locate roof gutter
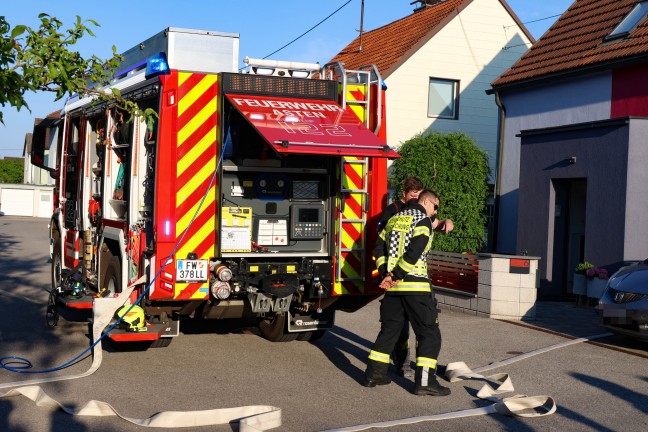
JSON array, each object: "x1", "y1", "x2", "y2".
[{"x1": 491, "y1": 89, "x2": 505, "y2": 253}]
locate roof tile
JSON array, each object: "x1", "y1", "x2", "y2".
[
  {"x1": 493, "y1": 0, "x2": 648, "y2": 87},
  {"x1": 328, "y1": 0, "x2": 471, "y2": 76}
]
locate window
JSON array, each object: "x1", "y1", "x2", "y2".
[
  {"x1": 428, "y1": 78, "x2": 459, "y2": 119},
  {"x1": 606, "y1": 1, "x2": 648, "y2": 41}
]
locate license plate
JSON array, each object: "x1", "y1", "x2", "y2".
[{"x1": 176, "y1": 259, "x2": 209, "y2": 282}]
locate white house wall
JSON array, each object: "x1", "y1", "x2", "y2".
[
  {"x1": 497, "y1": 71, "x2": 612, "y2": 254},
  {"x1": 386, "y1": 0, "x2": 531, "y2": 177}
]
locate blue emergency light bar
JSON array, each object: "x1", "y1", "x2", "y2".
[{"x1": 146, "y1": 52, "x2": 171, "y2": 79}]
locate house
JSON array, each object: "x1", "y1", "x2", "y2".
[
  {"x1": 26, "y1": 110, "x2": 63, "y2": 186},
  {"x1": 328, "y1": 0, "x2": 533, "y2": 185},
  {"x1": 489, "y1": 0, "x2": 648, "y2": 298}
]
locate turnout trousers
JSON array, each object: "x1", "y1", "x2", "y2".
[{"x1": 367, "y1": 293, "x2": 442, "y2": 386}]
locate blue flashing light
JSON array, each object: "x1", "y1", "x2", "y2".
[{"x1": 146, "y1": 52, "x2": 170, "y2": 79}]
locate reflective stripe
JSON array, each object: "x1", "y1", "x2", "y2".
[
  {"x1": 397, "y1": 259, "x2": 415, "y2": 273},
  {"x1": 412, "y1": 226, "x2": 430, "y2": 237},
  {"x1": 416, "y1": 357, "x2": 438, "y2": 369},
  {"x1": 376, "y1": 256, "x2": 386, "y2": 267},
  {"x1": 387, "y1": 281, "x2": 431, "y2": 292},
  {"x1": 388, "y1": 287, "x2": 431, "y2": 292},
  {"x1": 368, "y1": 350, "x2": 390, "y2": 364}
]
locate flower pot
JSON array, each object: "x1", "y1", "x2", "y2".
[
  {"x1": 573, "y1": 273, "x2": 587, "y2": 295},
  {"x1": 587, "y1": 277, "x2": 607, "y2": 300}
]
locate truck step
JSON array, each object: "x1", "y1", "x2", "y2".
[
  {"x1": 106, "y1": 322, "x2": 169, "y2": 342},
  {"x1": 56, "y1": 294, "x2": 94, "y2": 309}
]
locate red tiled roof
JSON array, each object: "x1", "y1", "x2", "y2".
[
  {"x1": 329, "y1": 0, "x2": 532, "y2": 78},
  {"x1": 492, "y1": 0, "x2": 648, "y2": 88}
]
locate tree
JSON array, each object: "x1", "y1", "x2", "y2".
[
  {"x1": 390, "y1": 131, "x2": 490, "y2": 253},
  {"x1": 0, "y1": 14, "x2": 152, "y2": 125},
  {"x1": 0, "y1": 158, "x2": 24, "y2": 184}
]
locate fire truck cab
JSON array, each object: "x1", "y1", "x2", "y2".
[{"x1": 31, "y1": 27, "x2": 398, "y2": 345}]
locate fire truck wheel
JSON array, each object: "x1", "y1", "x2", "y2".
[
  {"x1": 51, "y1": 236, "x2": 62, "y2": 291},
  {"x1": 259, "y1": 313, "x2": 298, "y2": 342},
  {"x1": 296, "y1": 330, "x2": 327, "y2": 342},
  {"x1": 149, "y1": 338, "x2": 172, "y2": 348},
  {"x1": 103, "y1": 255, "x2": 122, "y2": 294}
]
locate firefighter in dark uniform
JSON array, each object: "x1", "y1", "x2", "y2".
[
  {"x1": 363, "y1": 189, "x2": 453, "y2": 396},
  {"x1": 377, "y1": 176, "x2": 424, "y2": 379}
]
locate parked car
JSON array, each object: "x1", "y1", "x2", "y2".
[{"x1": 599, "y1": 259, "x2": 648, "y2": 341}]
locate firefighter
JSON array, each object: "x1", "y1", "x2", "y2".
[
  {"x1": 364, "y1": 189, "x2": 453, "y2": 396},
  {"x1": 377, "y1": 176, "x2": 424, "y2": 379}
]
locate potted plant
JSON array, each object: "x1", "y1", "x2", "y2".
[
  {"x1": 573, "y1": 262, "x2": 593, "y2": 296},
  {"x1": 586, "y1": 267, "x2": 609, "y2": 301}
]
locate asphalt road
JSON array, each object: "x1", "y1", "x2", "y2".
[{"x1": 1, "y1": 216, "x2": 647, "y2": 432}]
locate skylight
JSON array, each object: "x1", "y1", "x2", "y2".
[{"x1": 606, "y1": 1, "x2": 648, "y2": 40}]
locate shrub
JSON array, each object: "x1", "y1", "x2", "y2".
[
  {"x1": 574, "y1": 262, "x2": 594, "y2": 274},
  {"x1": 586, "y1": 267, "x2": 609, "y2": 280},
  {"x1": 0, "y1": 158, "x2": 24, "y2": 184},
  {"x1": 389, "y1": 131, "x2": 490, "y2": 253}
]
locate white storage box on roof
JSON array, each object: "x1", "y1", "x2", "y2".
[{"x1": 120, "y1": 27, "x2": 239, "y2": 74}]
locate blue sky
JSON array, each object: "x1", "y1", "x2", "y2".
[{"x1": 0, "y1": 0, "x2": 574, "y2": 159}]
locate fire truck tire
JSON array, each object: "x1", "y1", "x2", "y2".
[
  {"x1": 148, "y1": 313, "x2": 172, "y2": 348},
  {"x1": 259, "y1": 313, "x2": 298, "y2": 342},
  {"x1": 296, "y1": 330, "x2": 327, "y2": 342},
  {"x1": 51, "y1": 235, "x2": 62, "y2": 291},
  {"x1": 103, "y1": 255, "x2": 122, "y2": 294},
  {"x1": 149, "y1": 338, "x2": 172, "y2": 348}
]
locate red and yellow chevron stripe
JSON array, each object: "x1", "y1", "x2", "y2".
[
  {"x1": 173, "y1": 72, "x2": 220, "y2": 300},
  {"x1": 334, "y1": 157, "x2": 367, "y2": 295},
  {"x1": 345, "y1": 84, "x2": 367, "y2": 123}
]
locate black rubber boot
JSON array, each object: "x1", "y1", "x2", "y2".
[
  {"x1": 391, "y1": 347, "x2": 414, "y2": 378},
  {"x1": 413, "y1": 367, "x2": 450, "y2": 396},
  {"x1": 363, "y1": 360, "x2": 392, "y2": 387}
]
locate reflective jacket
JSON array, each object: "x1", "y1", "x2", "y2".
[{"x1": 373, "y1": 203, "x2": 433, "y2": 294}]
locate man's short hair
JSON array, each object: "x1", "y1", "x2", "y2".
[
  {"x1": 403, "y1": 176, "x2": 424, "y2": 193},
  {"x1": 418, "y1": 189, "x2": 439, "y2": 203}
]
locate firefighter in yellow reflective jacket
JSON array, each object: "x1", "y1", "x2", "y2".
[{"x1": 363, "y1": 189, "x2": 453, "y2": 396}]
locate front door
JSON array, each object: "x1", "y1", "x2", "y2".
[{"x1": 551, "y1": 179, "x2": 586, "y2": 298}]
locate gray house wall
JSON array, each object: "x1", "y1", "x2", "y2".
[
  {"x1": 518, "y1": 121, "x2": 627, "y2": 296},
  {"x1": 496, "y1": 72, "x2": 612, "y2": 254},
  {"x1": 516, "y1": 118, "x2": 648, "y2": 297}
]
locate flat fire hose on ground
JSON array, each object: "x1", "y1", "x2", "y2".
[
  {"x1": 1, "y1": 291, "x2": 611, "y2": 432},
  {"x1": 321, "y1": 332, "x2": 613, "y2": 432},
  {"x1": 0, "y1": 283, "x2": 282, "y2": 431}
]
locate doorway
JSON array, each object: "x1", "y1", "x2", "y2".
[{"x1": 551, "y1": 179, "x2": 586, "y2": 298}]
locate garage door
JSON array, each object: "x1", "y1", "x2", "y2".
[
  {"x1": 0, "y1": 188, "x2": 34, "y2": 216},
  {"x1": 38, "y1": 191, "x2": 52, "y2": 218}
]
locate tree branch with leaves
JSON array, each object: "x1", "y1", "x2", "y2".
[{"x1": 0, "y1": 13, "x2": 154, "y2": 125}]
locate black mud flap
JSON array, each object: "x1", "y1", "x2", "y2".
[{"x1": 287, "y1": 308, "x2": 335, "y2": 333}]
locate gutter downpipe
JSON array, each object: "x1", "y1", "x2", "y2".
[{"x1": 492, "y1": 89, "x2": 505, "y2": 254}]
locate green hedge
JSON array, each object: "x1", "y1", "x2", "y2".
[
  {"x1": 390, "y1": 131, "x2": 490, "y2": 253},
  {"x1": 0, "y1": 158, "x2": 24, "y2": 184}
]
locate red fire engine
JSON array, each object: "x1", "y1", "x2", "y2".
[{"x1": 31, "y1": 27, "x2": 398, "y2": 345}]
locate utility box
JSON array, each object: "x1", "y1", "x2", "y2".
[{"x1": 120, "y1": 27, "x2": 240, "y2": 74}]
